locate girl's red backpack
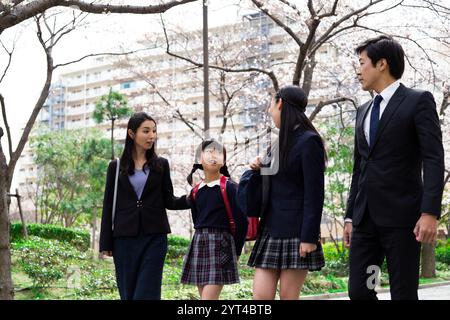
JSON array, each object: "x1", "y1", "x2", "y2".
[
  {"x1": 192, "y1": 176, "x2": 259, "y2": 241},
  {"x1": 246, "y1": 217, "x2": 259, "y2": 241}
]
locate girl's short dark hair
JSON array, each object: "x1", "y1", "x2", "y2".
[{"x1": 356, "y1": 35, "x2": 405, "y2": 79}]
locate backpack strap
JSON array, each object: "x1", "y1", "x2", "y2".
[
  {"x1": 190, "y1": 176, "x2": 236, "y2": 237},
  {"x1": 111, "y1": 157, "x2": 120, "y2": 232},
  {"x1": 192, "y1": 182, "x2": 201, "y2": 201},
  {"x1": 220, "y1": 176, "x2": 236, "y2": 237}
]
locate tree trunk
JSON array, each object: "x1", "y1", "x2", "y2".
[
  {"x1": 301, "y1": 52, "x2": 317, "y2": 98},
  {"x1": 15, "y1": 189, "x2": 28, "y2": 239},
  {"x1": 92, "y1": 208, "x2": 98, "y2": 260},
  {"x1": 0, "y1": 130, "x2": 14, "y2": 299},
  {"x1": 421, "y1": 243, "x2": 436, "y2": 278}
]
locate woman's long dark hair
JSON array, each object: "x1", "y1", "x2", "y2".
[
  {"x1": 276, "y1": 85, "x2": 327, "y2": 170},
  {"x1": 187, "y1": 139, "x2": 231, "y2": 186},
  {"x1": 120, "y1": 112, "x2": 161, "y2": 175}
]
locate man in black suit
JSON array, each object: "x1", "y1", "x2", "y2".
[{"x1": 344, "y1": 36, "x2": 444, "y2": 300}]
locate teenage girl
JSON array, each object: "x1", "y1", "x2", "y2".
[{"x1": 243, "y1": 85, "x2": 326, "y2": 300}]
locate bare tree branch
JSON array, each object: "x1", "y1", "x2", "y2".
[
  {"x1": 0, "y1": 39, "x2": 15, "y2": 83},
  {"x1": 161, "y1": 15, "x2": 280, "y2": 91},
  {"x1": 250, "y1": 0, "x2": 304, "y2": 47},
  {"x1": 0, "y1": 94, "x2": 12, "y2": 159},
  {"x1": 309, "y1": 97, "x2": 357, "y2": 122},
  {"x1": 278, "y1": 0, "x2": 302, "y2": 16},
  {"x1": 318, "y1": 0, "x2": 339, "y2": 19},
  {"x1": 53, "y1": 47, "x2": 150, "y2": 69},
  {"x1": 307, "y1": 0, "x2": 316, "y2": 16},
  {"x1": 0, "y1": 0, "x2": 199, "y2": 33},
  {"x1": 7, "y1": 14, "x2": 54, "y2": 188},
  {"x1": 173, "y1": 109, "x2": 203, "y2": 139},
  {"x1": 311, "y1": 0, "x2": 385, "y2": 55},
  {"x1": 440, "y1": 88, "x2": 449, "y2": 117},
  {"x1": 444, "y1": 169, "x2": 450, "y2": 186}
]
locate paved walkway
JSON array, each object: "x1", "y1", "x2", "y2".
[{"x1": 302, "y1": 282, "x2": 450, "y2": 300}]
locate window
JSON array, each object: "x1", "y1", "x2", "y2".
[{"x1": 120, "y1": 81, "x2": 136, "y2": 89}]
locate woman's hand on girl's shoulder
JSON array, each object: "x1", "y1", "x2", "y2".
[
  {"x1": 299, "y1": 243, "x2": 317, "y2": 257},
  {"x1": 249, "y1": 156, "x2": 262, "y2": 171}
]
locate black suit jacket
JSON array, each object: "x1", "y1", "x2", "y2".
[
  {"x1": 99, "y1": 157, "x2": 189, "y2": 252},
  {"x1": 239, "y1": 129, "x2": 325, "y2": 243},
  {"x1": 345, "y1": 84, "x2": 444, "y2": 227}
]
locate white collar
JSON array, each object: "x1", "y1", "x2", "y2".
[
  {"x1": 198, "y1": 177, "x2": 221, "y2": 190},
  {"x1": 377, "y1": 79, "x2": 401, "y2": 105}
]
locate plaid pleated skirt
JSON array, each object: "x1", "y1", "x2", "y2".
[
  {"x1": 181, "y1": 228, "x2": 240, "y2": 285},
  {"x1": 248, "y1": 228, "x2": 325, "y2": 271}
]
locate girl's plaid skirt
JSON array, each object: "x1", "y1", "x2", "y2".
[
  {"x1": 181, "y1": 228, "x2": 240, "y2": 285},
  {"x1": 247, "y1": 228, "x2": 325, "y2": 271}
]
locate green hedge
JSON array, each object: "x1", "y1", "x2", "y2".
[
  {"x1": 10, "y1": 223, "x2": 90, "y2": 251},
  {"x1": 436, "y1": 239, "x2": 450, "y2": 265},
  {"x1": 166, "y1": 235, "x2": 190, "y2": 260}
]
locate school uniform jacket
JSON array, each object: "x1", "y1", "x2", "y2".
[
  {"x1": 99, "y1": 157, "x2": 190, "y2": 252},
  {"x1": 190, "y1": 179, "x2": 248, "y2": 256},
  {"x1": 238, "y1": 129, "x2": 325, "y2": 243}
]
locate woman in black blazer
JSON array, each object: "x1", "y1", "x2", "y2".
[
  {"x1": 240, "y1": 85, "x2": 326, "y2": 300},
  {"x1": 99, "y1": 112, "x2": 189, "y2": 300}
]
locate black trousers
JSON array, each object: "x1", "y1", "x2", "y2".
[{"x1": 348, "y1": 210, "x2": 421, "y2": 300}]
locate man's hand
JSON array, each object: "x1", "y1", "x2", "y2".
[
  {"x1": 413, "y1": 213, "x2": 438, "y2": 244},
  {"x1": 299, "y1": 243, "x2": 317, "y2": 257},
  {"x1": 344, "y1": 222, "x2": 353, "y2": 248}
]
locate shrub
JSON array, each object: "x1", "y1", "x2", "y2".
[
  {"x1": 436, "y1": 239, "x2": 450, "y2": 265},
  {"x1": 74, "y1": 264, "x2": 117, "y2": 299},
  {"x1": 11, "y1": 223, "x2": 90, "y2": 251},
  {"x1": 13, "y1": 236, "x2": 89, "y2": 289},
  {"x1": 321, "y1": 242, "x2": 349, "y2": 276},
  {"x1": 166, "y1": 235, "x2": 190, "y2": 260}
]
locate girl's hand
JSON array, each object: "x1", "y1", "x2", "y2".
[
  {"x1": 101, "y1": 251, "x2": 113, "y2": 257},
  {"x1": 299, "y1": 243, "x2": 317, "y2": 258},
  {"x1": 249, "y1": 156, "x2": 262, "y2": 171}
]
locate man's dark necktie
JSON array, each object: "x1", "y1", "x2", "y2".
[{"x1": 369, "y1": 95, "x2": 383, "y2": 147}]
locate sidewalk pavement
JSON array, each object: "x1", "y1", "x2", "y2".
[{"x1": 301, "y1": 281, "x2": 450, "y2": 300}]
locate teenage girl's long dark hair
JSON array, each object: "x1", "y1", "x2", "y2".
[
  {"x1": 187, "y1": 139, "x2": 231, "y2": 186},
  {"x1": 276, "y1": 85, "x2": 327, "y2": 170},
  {"x1": 120, "y1": 112, "x2": 162, "y2": 175}
]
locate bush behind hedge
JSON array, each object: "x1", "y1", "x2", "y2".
[{"x1": 10, "y1": 223, "x2": 90, "y2": 251}]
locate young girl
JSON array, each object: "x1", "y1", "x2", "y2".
[
  {"x1": 181, "y1": 139, "x2": 248, "y2": 300},
  {"x1": 99, "y1": 112, "x2": 190, "y2": 300},
  {"x1": 240, "y1": 85, "x2": 326, "y2": 300}
]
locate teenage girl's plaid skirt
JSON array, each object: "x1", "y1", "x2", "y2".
[
  {"x1": 247, "y1": 228, "x2": 325, "y2": 271},
  {"x1": 181, "y1": 228, "x2": 240, "y2": 285}
]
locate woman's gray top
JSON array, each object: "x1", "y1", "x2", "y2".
[{"x1": 128, "y1": 165, "x2": 150, "y2": 200}]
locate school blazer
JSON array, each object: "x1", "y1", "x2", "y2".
[
  {"x1": 345, "y1": 84, "x2": 444, "y2": 227},
  {"x1": 239, "y1": 129, "x2": 325, "y2": 243},
  {"x1": 99, "y1": 157, "x2": 189, "y2": 252}
]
